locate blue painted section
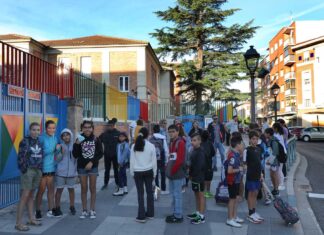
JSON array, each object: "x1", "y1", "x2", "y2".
[
  {"x1": 1, "y1": 148, "x2": 20, "y2": 181},
  {"x1": 176, "y1": 115, "x2": 205, "y2": 134},
  {"x1": 46, "y1": 94, "x2": 59, "y2": 114},
  {"x1": 128, "y1": 96, "x2": 140, "y2": 121}
]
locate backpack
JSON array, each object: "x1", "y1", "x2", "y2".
[
  {"x1": 272, "y1": 139, "x2": 287, "y2": 163},
  {"x1": 149, "y1": 136, "x2": 164, "y2": 161}
]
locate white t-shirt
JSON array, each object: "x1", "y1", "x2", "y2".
[{"x1": 226, "y1": 120, "x2": 239, "y2": 134}]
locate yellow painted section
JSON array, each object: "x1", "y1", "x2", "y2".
[
  {"x1": 227, "y1": 104, "x2": 233, "y2": 121},
  {"x1": 106, "y1": 86, "x2": 128, "y2": 121},
  {"x1": 13, "y1": 120, "x2": 24, "y2": 152}
]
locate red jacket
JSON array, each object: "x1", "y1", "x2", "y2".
[{"x1": 169, "y1": 137, "x2": 186, "y2": 176}]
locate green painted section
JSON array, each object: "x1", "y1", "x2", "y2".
[{"x1": 0, "y1": 119, "x2": 14, "y2": 175}]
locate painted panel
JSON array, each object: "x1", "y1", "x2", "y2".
[
  {"x1": 106, "y1": 86, "x2": 127, "y2": 121},
  {"x1": 127, "y1": 96, "x2": 140, "y2": 121}
]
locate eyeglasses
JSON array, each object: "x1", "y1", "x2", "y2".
[{"x1": 83, "y1": 126, "x2": 93, "y2": 129}]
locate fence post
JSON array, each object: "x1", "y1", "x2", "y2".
[
  {"x1": 23, "y1": 53, "x2": 28, "y2": 136},
  {"x1": 103, "y1": 83, "x2": 106, "y2": 121}
]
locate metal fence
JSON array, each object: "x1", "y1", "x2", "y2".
[{"x1": 286, "y1": 137, "x2": 297, "y2": 171}]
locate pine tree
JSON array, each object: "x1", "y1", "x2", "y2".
[{"x1": 151, "y1": 0, "x2": 258, "y2": 114}]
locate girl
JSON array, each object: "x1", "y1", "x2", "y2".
[
  {"x1": 54, "y1": 129, "x2": 77, "y2": 216},
  {"x1": 15, "y1": 123, "x2": 43, "y2": 231},
  {"x1": 73, "y1": 120, "x2": 103, "y2": 219},
  {"x1": 113, "y1": 132, "x2": 130, "y2": 196},
  {"x1": 188, "y1": 121, "x2": 203, "y2": 138},
  {"x1": 35, "y1": 120, "x2": 60, "y2": 220},
  {"x1": 130, "y1": 127, "x2": 157, "y2": 223}
]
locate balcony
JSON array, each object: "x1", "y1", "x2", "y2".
[
  {"x1": 284, "y1": 38, "x2": 295, "y2": 48},
  {"x1": 285, "y1": 88, "x2": 296, "y2": 96},
  {"x1": 284, "y1": 54, "x2": 295, "y2": 66},
  {"x1": 285, "y1": 106, "x2": 297, "y2": 113},
  {"x1": 284, "y1": 72, "x2": 296, "y2": 81}
]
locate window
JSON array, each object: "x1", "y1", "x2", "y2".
[
  {"x1": 270, "y1": 47, "x2": 274, "y2": 54},
  {"x1": 151, "y1": 65, "x2": 157, "y2": 89},
  {"x1": 59, "y1": 57, "x2": 70, "y2": 74},
  {"x1": 279, "y1": 39, "x2": 283, "y2": 46},
  {"x1": 305, "y1": 99, "x2": 311, "y2": 107},
  {"x1": 274, "y1": 43, "x2": 278, "y2": 50},
  {"x1": 281, "y1": 85, "x2": 285, "y2": 92},
  {"x1": 280, "y1": 70, "x2": 284, "y2": 77},
  {"x1": 279, "y1": 54, "x2": 283, "y2": 62},
  {"x1": 281, "y1": 101, "x2": 285, "y2": 108},
  {"x1": 80, "y1": 57, "x2": 92, "y2": 77},
  {"x1": 298, "y1": 56, "x2": 302, "y2": 61},
  {"x1": 119, "y1": 76, "x2": 129, "y2": 92},
  {"x1": 304, "y1": 51, "x2": 310, "y2": 62},
  {"x1": 304, "y1": 78, "x2": 311, "y2": 85},
  {"x1": 310, "y1": 52, "x2": 314, "y2": 58}
]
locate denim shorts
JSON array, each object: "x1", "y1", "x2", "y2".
[
  {"x1": 77, "y1": 167, "x2": 98, "y2": 176},
  {"x1": 56, "y1": 176, "x2": 77, "y2": 188},
  {"x1": 246, "y1": 180, "x2": 261, "y2": 191}
]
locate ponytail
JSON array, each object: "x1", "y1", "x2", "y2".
[{"x1": 134, "y1": 127, "x2": 149, "y2": 152}]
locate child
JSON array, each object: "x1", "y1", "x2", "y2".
[
  {"x1": 73, "y1": 120, "x2": 103, "y2": 219},
  {"x1": 113, "y1": 132, "x2": 130, "y2": 196},
  {"x1": 225, "y1": 135, "x2": 244, "y2": 228},
  {"x1": 187, "y1": 133, "x2": 206, "y2": 224},
  {"x1": 244, "y1": 131, "x2": 264, "y2": 224},
  {"x1": 54, "y1": 129, "x2": 77, "y2": 216},
  {"x1": 15, "y1": 123, "x2": 43, "y2": 231}
]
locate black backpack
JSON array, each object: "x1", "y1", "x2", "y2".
[
  {"x1": 272, "y1": 139, "x2": 287, "y2": 163},
  {"x1": 149, "y1": 136, "x2": 165, "y2": 161}
]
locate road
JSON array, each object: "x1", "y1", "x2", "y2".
[{"x1": 296, "y1": 140, "x2": 324, "y2": 233}]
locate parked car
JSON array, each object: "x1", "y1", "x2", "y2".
[
  {"x1": 300, "y1": 127, "x2": 324, "y2": 142},
  {"x1": 288, "y1": 126, "x2": 304, "y2": 140}
]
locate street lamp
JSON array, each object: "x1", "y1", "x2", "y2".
[
  {"x1": 271, "y1": 82, "x2": 280, "y2": 122},
  {"x1": 244, "y1": 46, "x2": 260, "y2": 123}
]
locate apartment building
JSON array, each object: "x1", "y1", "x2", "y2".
[{"x1": 259, "y1": 21, "x2": 324, "y2": 126}]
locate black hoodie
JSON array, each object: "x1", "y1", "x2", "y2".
[
  {"x1": 73, "y1": 134, "x2": 103, "y2": 169},
  {"x1": 99, "y1": 128, "x2": 120, "y2": 158},
  {"x1": 189, "y1": 146, "x2": 206, "y2": 183}
]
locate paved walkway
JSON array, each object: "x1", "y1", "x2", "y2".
[{"x1": 0, "y1": 144, "x2": 303, "y2": 235}]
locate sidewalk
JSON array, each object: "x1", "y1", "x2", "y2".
[{"x1": 0, "y1": 144, "x2": 303, "y2": 235}]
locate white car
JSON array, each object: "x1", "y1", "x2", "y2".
[{"x1": 300, "y1": 127, "x2": 324, "y2": 142}]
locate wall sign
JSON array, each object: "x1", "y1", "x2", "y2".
[{"x1": 7, "y1": 85, "x2": 41, "y2": 101}]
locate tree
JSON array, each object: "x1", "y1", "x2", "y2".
[{"x1": 151, "y1": 0, "x2": 258, "y2": 114}]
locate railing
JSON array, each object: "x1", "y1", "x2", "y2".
[
  {"x1": 286, "y1": 137, "x2": 297, "y2": 171},
  {"x1": 285, "y1": 88, "x2": 296, "y2": 96},
  {"x1": 0, "y1": 176, "x2": 20, "y2": 209},
  {"x1": 284, "y1": 54, "x2": 295, "y2": 66},
  {"x1": 284, "y1": 72, "x2": 296, "y2": 81},
  {"x1": 284, "y1": 38, "x2": 295, "y2": 48}
]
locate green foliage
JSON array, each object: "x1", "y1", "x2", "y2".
[{"x1": 151, "y1": 0, "x2": 258, "y2": 114}]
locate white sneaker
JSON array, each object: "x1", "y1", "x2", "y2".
[
  {"x1": 278, "y1": 185, "x2": 285, "y2": 191},
  {"x1": 89, "y1": 210, "x2": 96, "y2": 219},
  {"x1": 113, "y1": 188, "x2": 124, "y2": 196},
  {"x1": 255, "y1": 212, "x2": 264, "y2": 221},
  {"x1": 161, "y1": 190, "x2": 169, "y2": 195},
  {"x1": 123, "y1": 186, "x2": 128, "y2": 194},
  {"x1": 235, "y1": 217, "x2": 244, "y2": 223},
  {"x1": 79, "y1": 210, "x2": 88, "y2": 219},
  {"x1": 247, "y1": 213, "x2": 262, "y2": 224},
  {"x1": 264, "y1": 198, "x2": 272, "y2": 205},
  {"x1": 46, "y1": 210, "x2": 54, "y2": 218},
  {"x1": 226, "y1": 219, "x2": 242, "y2": 228}
]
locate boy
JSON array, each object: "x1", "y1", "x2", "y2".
[
  {"x1": 244, "y1": 131, "x2": 264, "y2": 223},
  {"x1": 54, "y1": 129, "x2": 77, "y2": 216},
  {"x1": 187, "y1": 133, "x2": 206, "y2": 224},
  {"x1": 165, "y1": 124, "x2": 186, "y2": 223},
  {"x1": 225, "y1": 135, "x2": 244, "y2": 228}
]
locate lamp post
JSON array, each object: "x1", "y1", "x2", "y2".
[
  {"x1": 244, "y1": 46, "x2": 260, "y2": 123},
  {"x1": 271, "y1": 83, "x2": 280, "y2": 122}
]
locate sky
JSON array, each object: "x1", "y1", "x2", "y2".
[{"x1": 1, "y1": 0, "x2": 324, "y2": 55}]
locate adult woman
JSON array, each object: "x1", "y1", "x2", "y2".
[
  {"x1": 188, "y1": 121, "x2": 203, "y2": 138},
  {"x1": 130, "y1": 127, "x2": 157, "y2": 223},
  {"x1": 73, "y1": 120, "x2": 103, "y2": 219},
  {"x1": 35, "y1": 120, "x2": 60, "y2": 220},
  {"x1": 15, "y1": 123, "x2": 43, "y2": 231}
]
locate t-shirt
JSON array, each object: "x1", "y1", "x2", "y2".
[
  {"x1": 245, "y1": 146, "x2": 262, "y2": 181},
  {"x1": 226, "y1": 150, "x2": 241, "y2": 185},
  {"x1": 213, "y1": 123, "x2": 221, "y2": 144},
  {"x1": 226, "y1": 120, "x2": 239, "y2": 134}
]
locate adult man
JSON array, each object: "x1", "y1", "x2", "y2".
[
  {"x1": 226, "y1": 115, "x2": 239, "y2": 143},
  {"x1": 99, "y1": 119, "x2": 120, "y2": 191},
  {"x1": 159, "y1": 119, "x2": 169, "y2": 144},
  {"x1": 149, "y1": 124, "x2": 169, "y2": 194},
  {"x1": 165, "y1": 124, "x2": 186, "y2": 223},
  {"x1": 207, "y1": 115, "x2": 226, "y2": 166}
]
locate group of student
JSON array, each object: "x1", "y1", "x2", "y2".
[{"x1": 15, "y1": 114, "x2": 290, "y2": 231}]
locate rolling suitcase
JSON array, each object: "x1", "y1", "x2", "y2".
[
  {"x1": 215, "y1": 181, "x2": 229, "y2": 204},
  {"x1": 273, "y1": 197, "x2": 299, "y2": 225}
]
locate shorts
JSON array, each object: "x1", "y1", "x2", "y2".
[
  {"x1": 21, "y1": 168, "x2": 42, "y2": 190},
  {"x1": 78, "y1": 167, "x2": 98, "y2": 176},
  {"x1": 56, "y1": 176, "x2": 77, "y2": 188},
  {"x1": 204, "y1": 169, "x2": 213, "y2": 181},
  {"x1": 246, "y1": 180, "x2": 261, "y2": 191},
  {"x1": 42, "y1": 172, "x2": 55, "y2": 177},
  {"x1": 228, "y1": 183, "x2": 240, "y2": 199},
  {"x1": 192, "y1": 182, "x2": 204, "y2": 192}
]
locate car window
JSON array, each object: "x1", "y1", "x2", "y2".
[
  {"x1": 319, "y1": 127, "x2": 324, "y2": 132},
  {"x1": 311, "y1": 128, "x2": 319, "y2": 132}
]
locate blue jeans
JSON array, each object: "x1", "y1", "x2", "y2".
[
  {"x1": 214, "y1": 142, "x2": 225, "y2": 165},
  {"x1": 169, "y1": 178, "x2": 184, "y2": 218},
  {"x1": 118, "y1": 165, "x2": 127, "y2": 188}
]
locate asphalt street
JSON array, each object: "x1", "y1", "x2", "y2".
[{"x1": 296, "y1": 140, "x2": 324, "y2": 233}]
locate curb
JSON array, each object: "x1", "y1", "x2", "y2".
[{"x1": 293, "y1": 152, "x2": 323, "y2": 235}]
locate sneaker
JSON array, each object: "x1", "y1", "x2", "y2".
[
  {"x1": 204, "y1": 192, "x2": 214, "y2": 198},
  {"x1": 47, "y1": 210, "x2": 54, "y2": 218},
  {"x1": 35, "y1": 210, "x2": 42, "y2": 221},
  {"x1": 271, "y1": 189, "x2": 280, "y2": 197},
  {"x1": 181, "y1": 188, "x2": 186, "y2": 193},
  {"x1": 278, "y1": 185, "x2": 285, "y2": 191},
  {"x1": 145, "y1": 213, "x2": 154, "y2": 220},
  {"x1": 79, "y1": 210, "x2": 88, "y2": 219},
  {"x1": 54, "y1": 207, "x2": 63, "y2": 217},
  {"x1": 123, "y1": 186, "x2": 128, "y2": 194},
  {"x1": 255, "y1": 212, "x2": 264, "y2": 221},
  {"x1": 70, "y1": 206, "x2": 76, "y2": 215},
  {"x1": 113, "y1": 188, "x2": 124, "y2": 196},
  {"x1": 235, "y1": 217, "x2": 244, "y2": 223},
  {"x1": 247, "y1": 213, "x2": 262, "y2": 224},
  {"x1": 135, "y1": 217, "x2": 146, "y2": 223},
  {"x1": 226, "y1": 219, "x2": 242, "y2": 228},
  {"x1": 165, "y1": 215, "x2": 183, "y2": 223},
  {"x1": 101, "y1": 184, "x2": 108, "y2": 190},
  {"x1": 187, "y1": 212, "x2": 198, "y2": 220},
  {"x1": 191, "y1": 215, "x2": 205, "y2": 224},
  {"x1": 264, "y1": 198, "x2": 272, "y2": 205},
  {"x1": 89, "y1": 210, "x2": 96, "y2": 219},
  {"x1": 114, "y1": 185, "x2": 119, "y2": 192},
  {"x1": 160, "y1": 190, "x2": 169, "y2": 195}
]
